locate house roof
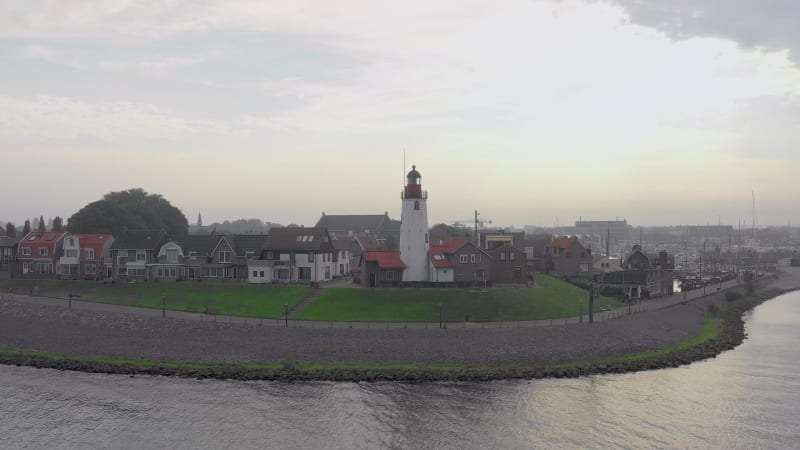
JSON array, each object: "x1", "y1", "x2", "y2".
[
  {"x1": 0, "y1": 236, "x2": 22, "y2": 248},
  {"x1": 71, "y1": 234, "x2": 113, "y2": 259},
  {"x1": 264, "y1": 227, "x2": 331, "y2": 251},
  {"x1": 364, "y1": 250, "x2": 406, "y2": 269},
  {"x1": 315, "y1": 214, "x2": 391, "y2": 233},
  {"x1": 174, "y1": 234, "x2": 221, "y2": 255},
  {"x1": 233, "y1": 234, "x2": 268, "y2": 255},
  {"x1": 111, "y1": 230, "x2": 166, "y2": 250},
  {"x1": 551, "y1": 236, "x2": 576, "y2": 249},
  {"x1": 18, "y1": 231, "x2": 67, "y2": 247}
]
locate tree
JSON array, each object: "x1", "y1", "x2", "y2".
[
  {"x1": 22, "y1": 220, "x2": 31, "y2": 236},
  {"x1": 51, "y1": 216, "x2": 63, "y2": 231},
  {"x1": 37, "y1": 215, "x2": 46, "y2": 232},
  {"x1": 5, "y1": 222, "x2": 16, "y2": 237},
  {"x1": 67, "y1": 188, "x2": 188, "y2": 238}
]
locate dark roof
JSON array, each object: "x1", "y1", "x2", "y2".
[
  {"x1": 174, "y1": 234, "x2": 221, "y2": 255},
  {"x1": 111, "y1": 230, "x2": 167, "y2": 250},
  {"x1": 264, "y1": 227, "x2": 331, "y2": 251},
  {"x1": 315, "y1": 214, "x2": 391, "y2": 233},
  {"x1": 0, "y1": 236, "x2": 21, "y2": 247},
  {"x1": 233, "y1": 234, "x2": 268, "y2": 255},
  {"x1": 407, "y1": 165, "x2": 421, "y2": 179}
]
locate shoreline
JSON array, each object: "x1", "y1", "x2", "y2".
[{"x1": 1, "y1": 281, "x2": 795, "y2": 382}]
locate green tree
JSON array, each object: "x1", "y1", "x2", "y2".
[
  {"x1": 22, "y1": 220, "x2": 31, "y2": 236},
  {"x1": 37, "y1": 215, "x2": 46, "y2": 232},
  {"x1": 5, "y1": 222, "x2": 16, "y2": 237},
  {"x1": 67, "y1": 188, "x2": 188, "y2": 238},
  {"x1": 51, "y1": 216, "x2": 63, "y2": 231}
]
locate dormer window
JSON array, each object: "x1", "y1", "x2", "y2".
[
  {"x1": 39, "y1": 247, "x2": 49, "y2": 256},
  {"x1": 22, "y1": 247, "x2": 31, "y2": 256},
  {"x1": 220, "y1": 251, "x2": 231, "y2": 263}
]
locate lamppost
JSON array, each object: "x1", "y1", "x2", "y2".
[
  {"x1": 284, "y1": 302, "x2": 289, "y2": 327},
  {"x1": 579, "y1": 297, "x2": 583, "y2": 323},
  {"x1": 439, "y1": 303, "x2": 443, "y2": 329}
]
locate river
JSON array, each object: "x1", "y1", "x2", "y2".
[{"x1": 2, "y1": 291, "x2": 799, "y2": 449}]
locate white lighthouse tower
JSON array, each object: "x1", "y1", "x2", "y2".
[{"x1": 399, "y1": 165, "x2": 430, "y2": 281}]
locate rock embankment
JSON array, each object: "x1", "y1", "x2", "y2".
[{"x1": 0, "y1": 272, "x2": 797, "y2": 382}]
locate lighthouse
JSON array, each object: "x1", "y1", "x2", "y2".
[{"x1": 399, "y1": 165, "x2": 430, "y2": 281}]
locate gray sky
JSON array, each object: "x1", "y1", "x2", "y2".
[{"x1": 0, "y1": 0, "x2": 798, "y2": 228}]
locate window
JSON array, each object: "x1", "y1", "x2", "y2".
[
  {"x1": 510, "y1": 252, "x2": 515, "y2": 261},
  {"x1": 167, "y1": 249, "x2": 178, "y2": 263},
  {"x1": 308, "y1": 252, "x2": 314, "y2": 262},
  {"x1": 477, "y1": 254, "x2": 482, "y2": 263},
  {"x1": 325, "y1": 266, "x2": 330, "y2": 279},
  {"x1": 220, "y1": 251, "x2": 231, "y2": 263},
  {"x1": 136, "y1": 250, "x2": 146, "y2": 262},
  {"x1": 66, "y1": 250, "x2": 78, "y2": 258},
  {"x1": 39, "y1": 247, "x2": 49, "y2": 256},
  {"x1": 253, "y1": 270, "x2": 258, "y2": 278},
  {"x1": 84, "y1": 248, "x2": 95, "y2": 259},
  {"x1": 22, "y1": 247, "x2": 31, "y2": 256},
  {"x1": 245, "y1": 251, "x2": 254, "y2": 258},
  {"x1": 224, "y1": 266, "x2": 233, "y2": 278},
  {"x1": 500, "y1": 252, "x2": 506, "y2": 261},
  {"x1": 204, "y1": 267, "x2": 220, "y2": 277},
  {"x1": 340, "y1": 264, "x2": 344, "y2": 274},
  {"x1": 85, "y1": 263, "x2": 97, "y2": 275},
  {"x1": 188, "y1": 267, "x2": 197, "y2": 279},
  {"x1": 459, "y1": 254, "x2": 468, "y2": 263},
  {"x1": 470, "y1": 254, "x2": 475, "y2": 263},
  {"x1": 384, "y1": 271, "x2": 394, "y2": 280},
  {"x1": 68, "y1": 238, "x2": 75, "y2": 246},
  {"x1": 266, "y1": 251, "x2": 274, "y2": 259},
  {"x1": 414, "y1": 200, "x2": 419, "y2": 210},
  {"x1": 259, "y1": 271, "x2": 265, "y2": 277}
]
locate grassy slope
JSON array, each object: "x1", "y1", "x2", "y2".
[
  {"x1": 0, "y1": 280, "x2": 309, "y2": 318},
  {"x1": 295, "y1": 274, "x2": 623, "y2": 322}
]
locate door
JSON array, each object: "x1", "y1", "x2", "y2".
[{"x1": 369, "y1": 273, "x2": 376, "y2": 287}]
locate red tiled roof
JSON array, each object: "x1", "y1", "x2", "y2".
[
  {"x1": 551, "y1": 237, "x2": 575, "y2": 249},
  {"x1": 364, "y1": 250, "x2": 406, "y2": 269},
  {"x1": 429, "y1": 239, "x2": 465, "y2": 269},
  {"x1": 73, "y1": 234, "x2": 113, "y2": 260},
  {"x1": 18, "y1": 231, "x2": 67, "y2": 259}
]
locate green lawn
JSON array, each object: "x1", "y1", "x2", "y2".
[
  {"x1": 295, "y1": 274, "x2": 623, "y2": 322},
  {"x1": 0, "y1": 279, "x2": 309, "y2": 318}
]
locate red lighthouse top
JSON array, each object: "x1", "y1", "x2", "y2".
[{"x1": 403, "y1": 165, "x2": 424, "y2": 199}]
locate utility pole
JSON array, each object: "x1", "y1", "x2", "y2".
[{"x1": 475, "y1": 210, "x2": 479, "y2": 247}]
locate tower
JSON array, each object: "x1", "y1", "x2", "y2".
[{"x1": 399, "y1": 165, "x2": 430, "y2": 281}]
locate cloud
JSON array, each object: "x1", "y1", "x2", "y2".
[
  {"x1": 613, "y1": 0, "x2": 800, "y2": 62},
  {"x1": 0, "y1": 94, "x2": 234, "y2": 140},
  {"x1": 22, "y1": 44, "x2": 211, "y2": 73}
]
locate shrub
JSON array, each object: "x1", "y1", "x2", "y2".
[
  {"x1": 744, "y1": 279, "x2": 754, "y2": 295},
  {"x1": 707, "y1": 303, "x2": 719, "y2": 316},
  {"x1": 724, "y1": 291, "x2": 742, "y2": 302}
]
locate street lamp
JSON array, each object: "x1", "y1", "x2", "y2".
[
  {"x1": 439, "y1": 303, "x2": 443, "y2": 329},
  {"x1": 284, "y1": 302, "x2": 289, "y2": 327},
  {"x1": 579, "y1": 297, "x2": 583, "y2": 323}
]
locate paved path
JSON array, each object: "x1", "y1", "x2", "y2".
[{"x1": 0, "y1": 276, "x2": 749, "y2": 330}]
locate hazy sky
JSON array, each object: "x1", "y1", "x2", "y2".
[{"x1": 1, "y1": 0, "x2": 799, "y2": 228}]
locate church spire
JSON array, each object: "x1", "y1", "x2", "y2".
[{"x1": 197, "y1": 212, "x2": 203, "y2": 227}]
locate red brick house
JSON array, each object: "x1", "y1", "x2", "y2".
[{"x1": 17, "y1": 230, "x2": 68, "y2": 278}]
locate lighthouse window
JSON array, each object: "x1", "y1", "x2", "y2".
[{"x1": 414, "y1": 200, "x2": 419, "y2": 210}]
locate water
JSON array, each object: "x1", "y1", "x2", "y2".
[{"x1": 2, "y1": 292, "x2": 800, "y2": 449}]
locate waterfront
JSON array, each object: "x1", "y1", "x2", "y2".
[{"x1": 2, "y1": 291, "x2": 799, "y2": 449}]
